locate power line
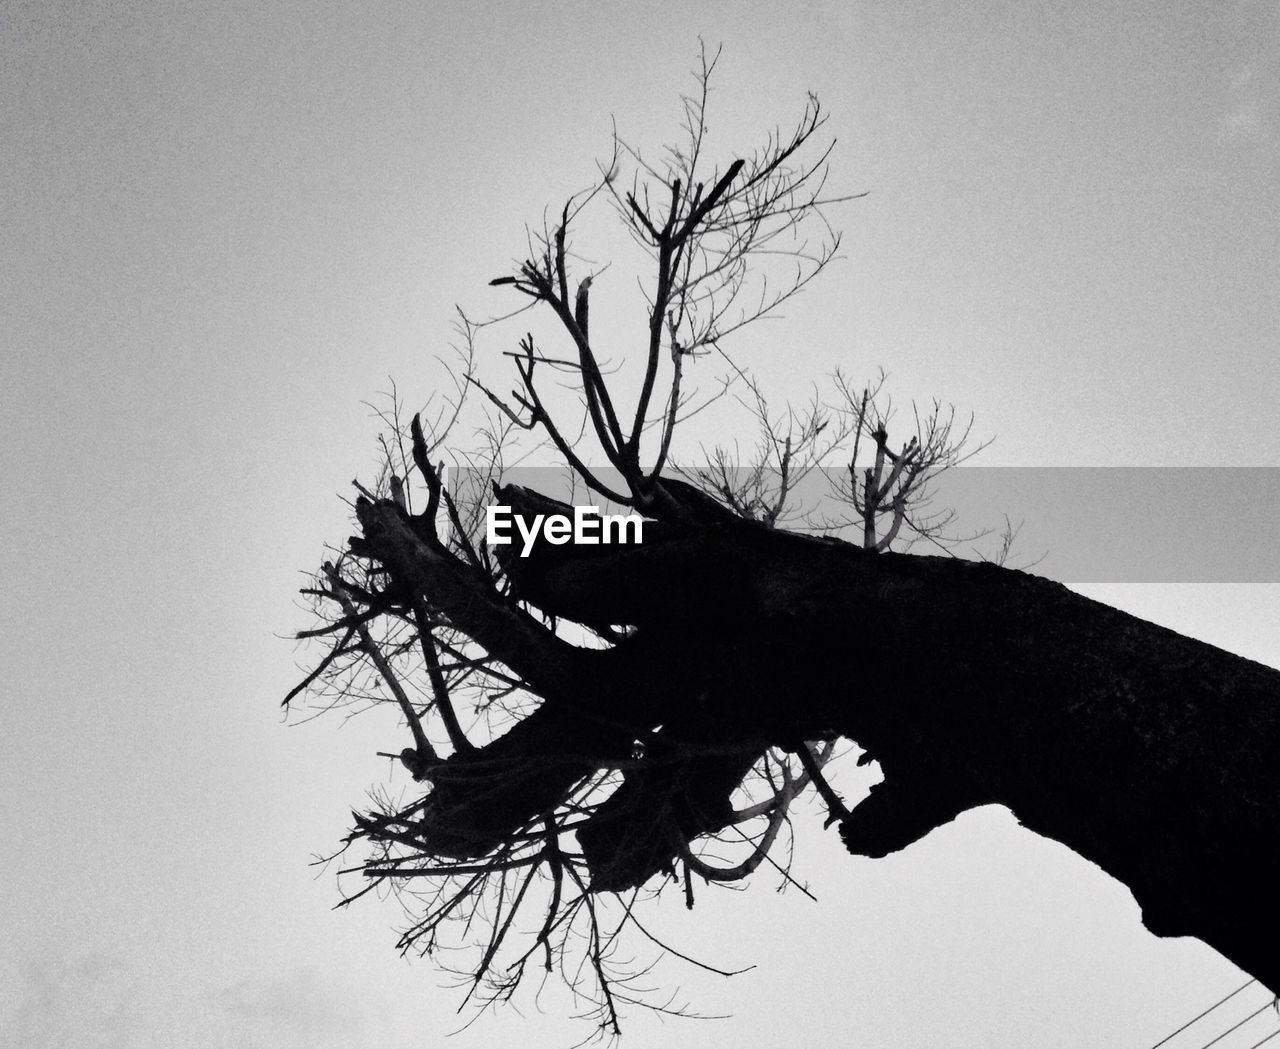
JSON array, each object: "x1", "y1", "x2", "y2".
[
  {"x1": 1192, "y1": 1000, "x2": 1274, "y2": 1049},
  {"x1": 1242, "y1": 1028, "x2": 1280, "y2": 1049},
  {"x1": 1146, "y1": 979, "x2": 1255, "y2": 1049}
]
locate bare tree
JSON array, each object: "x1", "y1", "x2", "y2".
[{"x1": 289, "y1": 48, "x2": 1280, "y2": 1041}]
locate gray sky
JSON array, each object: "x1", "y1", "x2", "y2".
[{"x1": 3, "y1": 1, "x2": 1278, "y2": 1046}]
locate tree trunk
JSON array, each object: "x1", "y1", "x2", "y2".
[{"x1": 355, "y1": 495, "x2": 1280, "y2": 993}]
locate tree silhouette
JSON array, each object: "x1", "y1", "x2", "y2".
[{"x1": 290, "y1": 48, "x2": 1280, "y2": 1039}]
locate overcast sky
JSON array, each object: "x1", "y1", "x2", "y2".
[{"x1": 3, "y1": 1, "x2": 1278, "y2": 1046}]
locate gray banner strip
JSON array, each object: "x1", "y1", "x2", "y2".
[{"x1": 445, "y1": 467, "x2": 1280, "y2": 583}]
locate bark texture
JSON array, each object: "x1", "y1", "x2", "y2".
[{"x1": 354, "y1": 491, "x2": 1280, "y2": 992}]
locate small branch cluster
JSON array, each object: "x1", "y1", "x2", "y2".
[
  {"x1": 474, "y1": 41, "x2": 858, "y2": 515},
  {"x1": 685, "y1": 375, "x2": 850, "y2": 527},
  {"x1": 831, "y1": 370, "x2": 990, "y2": 552}
]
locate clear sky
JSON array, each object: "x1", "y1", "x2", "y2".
[{"x1": 3, "y1": 1, "x2": 1278, "y2": 1046}]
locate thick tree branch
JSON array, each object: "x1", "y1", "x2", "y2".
[{"x1": 381, "y1": 496, "x2": 1280, "y2": 991}]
